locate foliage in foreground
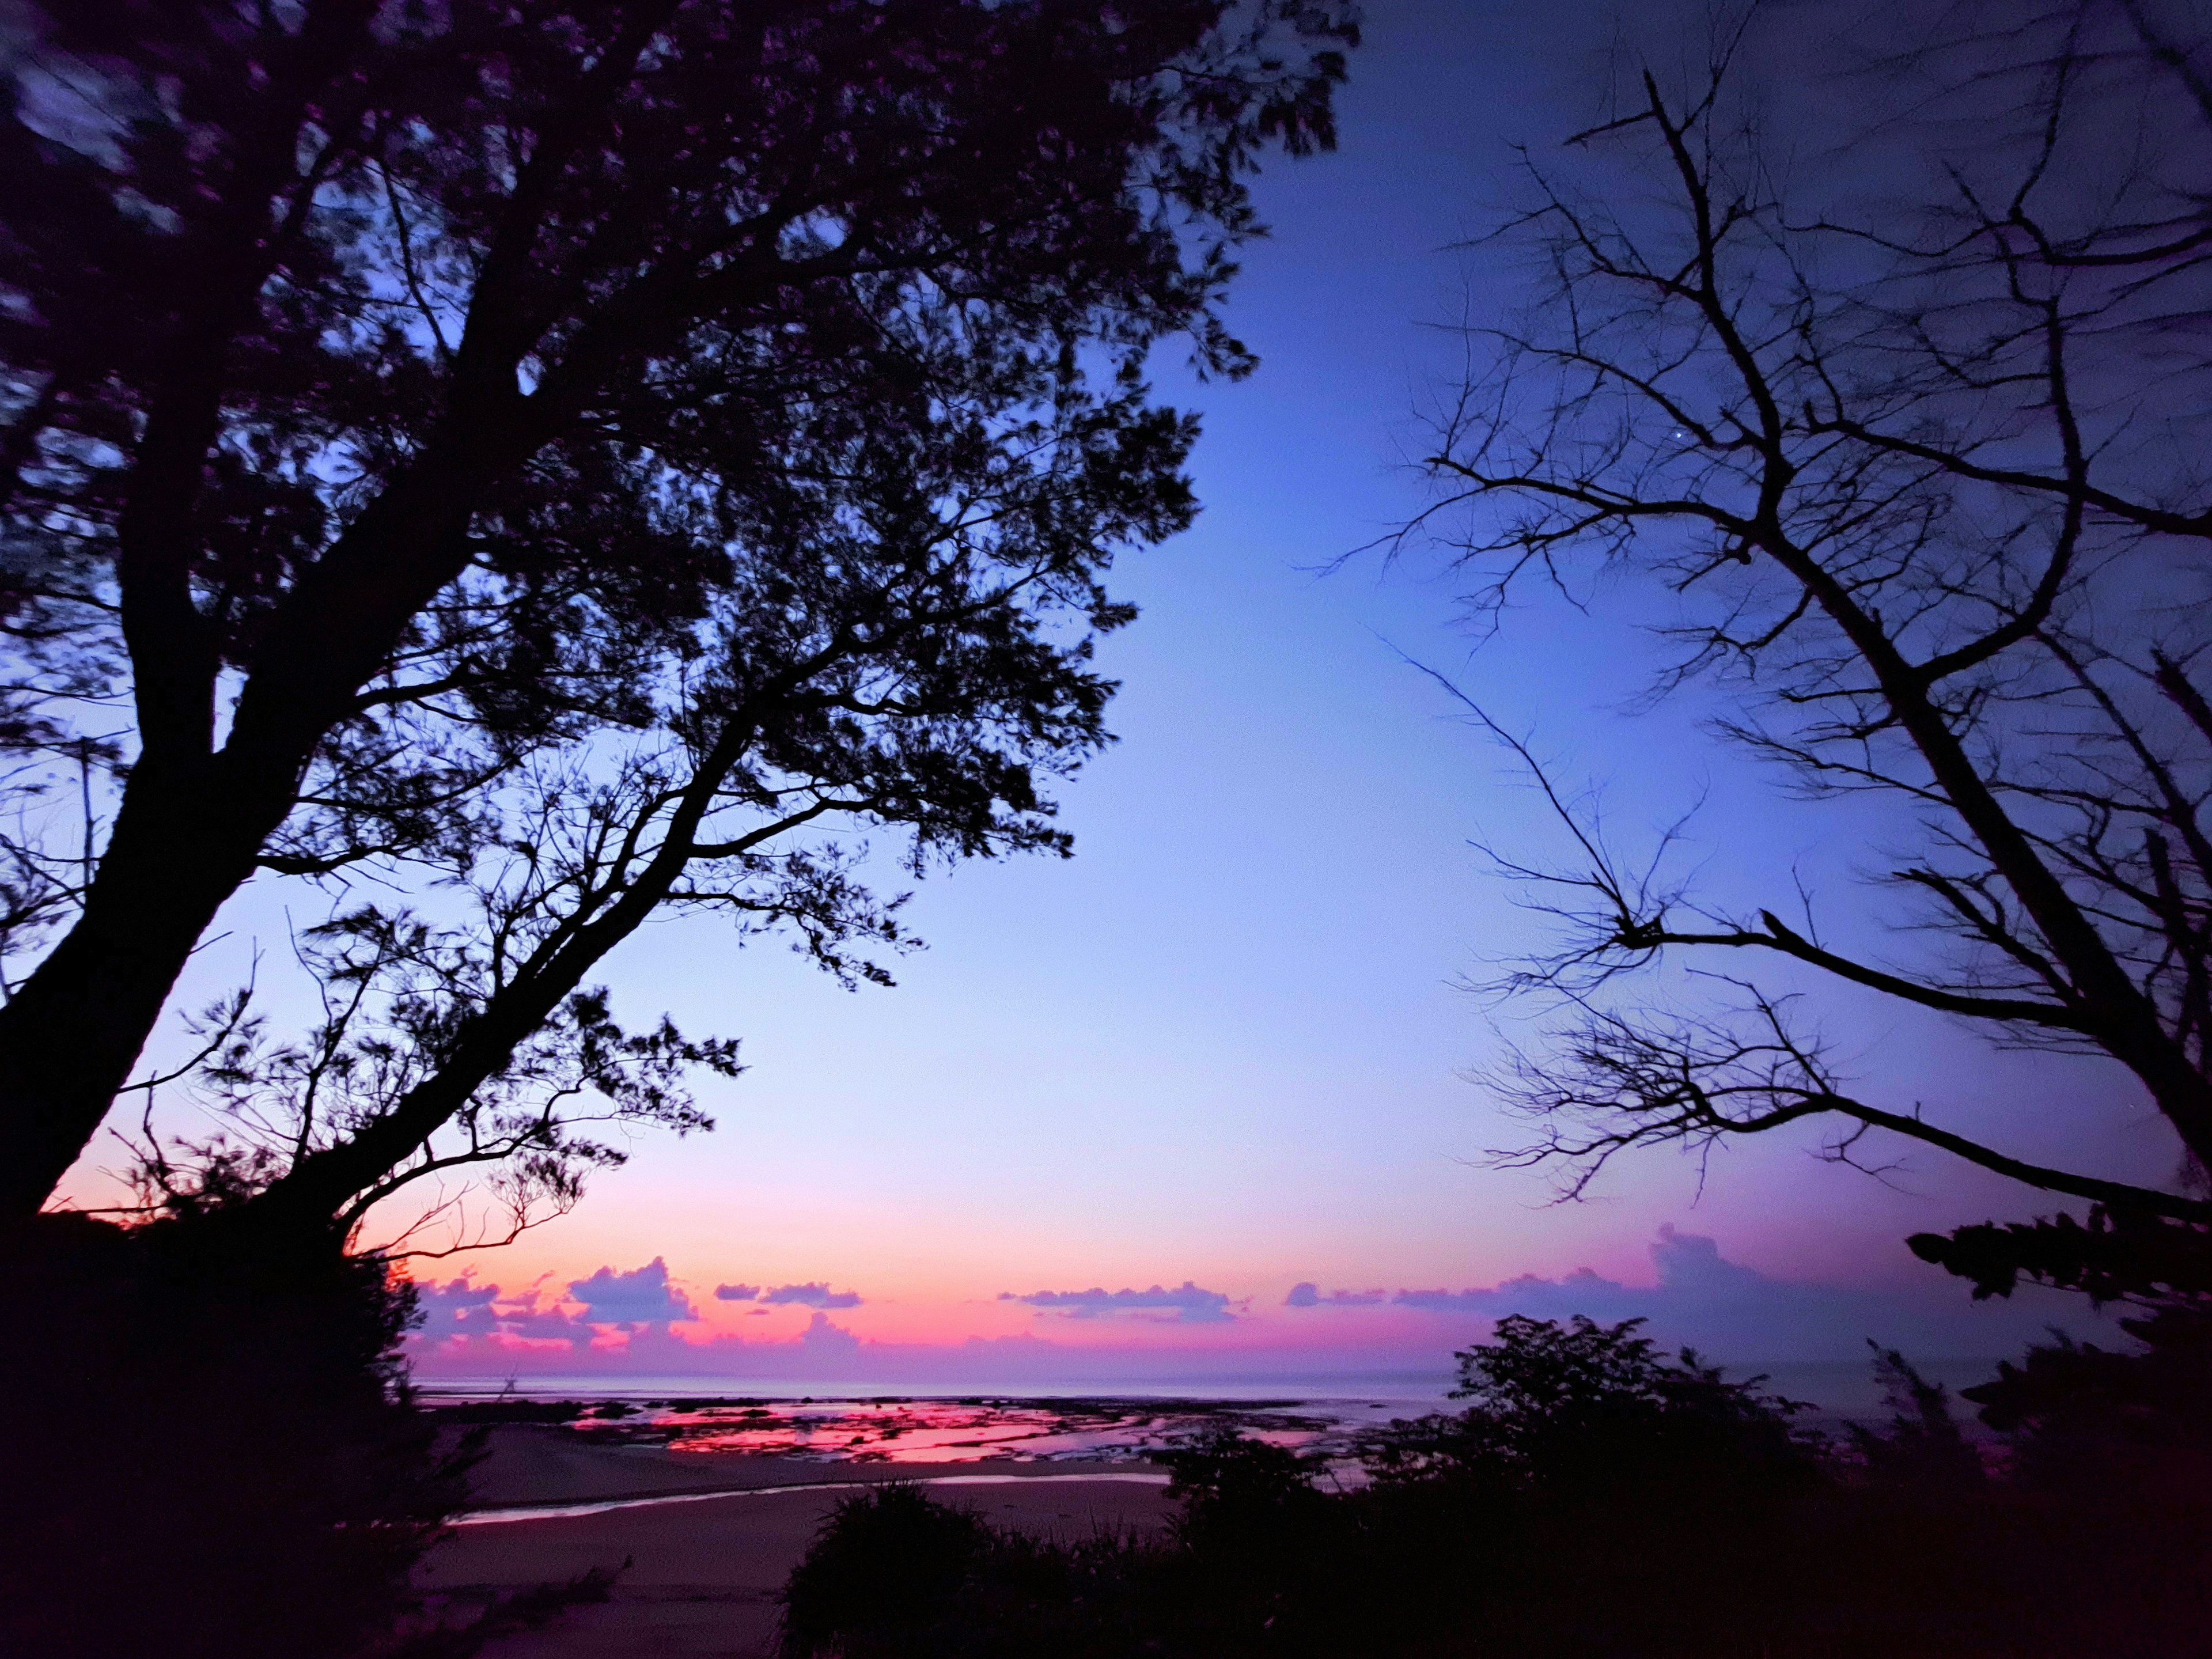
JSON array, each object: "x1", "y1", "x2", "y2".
[
  {"x1": 779, "y1": 1313, "x2": 2212, "y2": 1659},
  {"x1": 0, "y1": 1210, "x2": 591, "y2": 1659}
]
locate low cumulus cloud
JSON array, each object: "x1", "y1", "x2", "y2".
[
  {"x1": 1285, "y1": 1282, "x2": 1385, "y2": 1308},
  {"x1": 567, "y1": 1257, "x2": 698, "y2": 1325},
  {"x1": 1285, "y1": 1226, "x2": 2101, "y2": 1362},
  {"x1": 760, "y1": 1282, "x2": 862, "y2": 1309},
  {"x1": 411, "y1": 1272, "x2": 502, "y2": 1334},
  {"x1": 408, "y1": 1259, "x2": 699, "y2": 1351},
  {"x1": 406, "y1": 1260, "x2": 877, "y2": 1375},
  {"x1": 797, "y1": 1310, "x2": 862, "y2": 1360},
  {"x1": 1001, "y1": 1281, "x2": 1236, "y2": 1324},
  {"x1": 1384, "y1": 1228, "x2": 1795, "y2": 1325},
  {"x1": 711, "y1": 1281, "x2": 861, "y2": 1308}
]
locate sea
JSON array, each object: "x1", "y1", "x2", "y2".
[{"x1": 419, "y1": 1357, "x2": 2011, "y2": 1469}]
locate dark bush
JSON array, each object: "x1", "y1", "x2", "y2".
[
  {"x1": 783, "y1": 1486, "x2": 1205, "y2": 1659},
  {"x1": 0, "y1": 1211, "x2": 474, "y2": 1658},
  {"x1": 1966, "y1": 1302, "x2": 2212, "y2": 1480},
  {"x1": 781, "y1": 1484, "x2": 996, "y2": 1657},
  {"x1": 1847, "y1": 1344, "x2": 1986, "y2": 1491}
]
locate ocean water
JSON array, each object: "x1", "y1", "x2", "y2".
[
  {"x1": 421, "y1": 1357, "x2": 2006, "y2": 1467},
  {"x1": 421, "y1": 1376, "x2": 1459, "y2": 1467},
  {"x1": 419, "y1": 1372, "x2": 1458, "y2": 1406}
]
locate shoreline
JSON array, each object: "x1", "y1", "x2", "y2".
[
  {"x1": 434, "y1": 1392, "x2": 1378, "y2": 1480},
  {"x1": 423, "y1": 1428, "x2": 1180, "y2": 1657},
  {"x1": 459, "y1": 1469, "x2": 1172, "y2": 1527},
  {"x1": 454, "y1": 1422, "x2": 1179, "y2": 1508}
]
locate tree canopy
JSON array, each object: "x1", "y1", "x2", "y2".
[{"x1": 0, "y1": 0, "x2": 1356, "y2": 1228}]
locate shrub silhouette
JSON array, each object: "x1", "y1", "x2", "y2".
[
  {"x1": 1847, "y1": 1344, "x2": 1985, "y2": 1490},
  {"x1": 781, "y1": 1484, "x2": 995, "y2": 1657},
  {"x1": 1158, "y1": 1428, "x2": 1334, "y2": 1551},
  {"x1": 1967, "y1": 1302, "x2": 2212, "y2": 1483},
  {"x1": 1, "y1": 1211, "x2": 473, "y2": 1658}
]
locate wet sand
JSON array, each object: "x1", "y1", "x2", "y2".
[{"x1": 419, "y1": 1428, "x2": 1173, "y2": 1657}]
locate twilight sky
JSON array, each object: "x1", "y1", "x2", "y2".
[{"x1": 67, "y1": 0, "x2": 2170, "y2": 1380}]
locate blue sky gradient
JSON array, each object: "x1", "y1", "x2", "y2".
[{"x1": 67, "y1": 1, "x2": 2174, "y2": 1377}]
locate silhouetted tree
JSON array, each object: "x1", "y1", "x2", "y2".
[
  {"x1": 1364, "y1": 1312, "x2": 1816, "y2": 1494},
  {"x1": 1400, "y1": 1, "x2": 2212, "y2": 1282},
  {"x1": 0, "y1": 0, "x2": 1356, "y2": 1224}
]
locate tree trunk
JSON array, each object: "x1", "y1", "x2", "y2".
[
  {"x1": 0, "y1": 451, "x2": 499, "y2": 1216},
  {"x1": 0, "y1": 761, "x2": 279, "y2": 1214}
]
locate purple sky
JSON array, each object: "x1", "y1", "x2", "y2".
[{"x1": 66, "y1": 1, "x2": 2170, "y2": 1382}]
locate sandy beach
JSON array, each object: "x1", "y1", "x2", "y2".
[{"x1": 418, "y1": 1427, "x2": 1175, "y2": 1657}]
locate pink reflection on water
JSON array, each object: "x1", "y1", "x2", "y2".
[{"x1": 560, "y1": 1396, "x2": 1353, "y2": 1465}]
